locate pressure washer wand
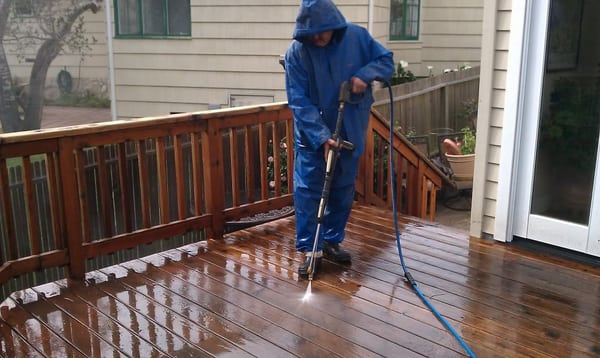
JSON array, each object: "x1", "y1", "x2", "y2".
[{"x1": 306, "y1": 81, "x2": 355, "y2": 281}]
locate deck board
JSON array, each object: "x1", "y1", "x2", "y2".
[{"x1": 1, "y1": 204, "x2": 600, "y2": 357}]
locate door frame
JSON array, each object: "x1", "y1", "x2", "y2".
[
  {"x1": 496, "y1": 0, "x2": 600, "y2": 256},
  {"x1": 494, "y1": 0, "x2": 532, "y2": 243}
]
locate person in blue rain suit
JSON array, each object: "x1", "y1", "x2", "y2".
[{"x1": 284, "y1": 0, "x2": 394, "y2": 278}]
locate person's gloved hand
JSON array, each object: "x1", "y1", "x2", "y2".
[
  {"x1": 350, "y1": 76, "x2": 367, "y2": 94},
  {"x1": 323, "y1": 138, "x2": 338, "y2": 162}
]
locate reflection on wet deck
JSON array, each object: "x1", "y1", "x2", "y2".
[{"x1": 0, "y1": 205, "x2": 599, "y2": 357}]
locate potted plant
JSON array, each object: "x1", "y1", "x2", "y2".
[
  {"x1": 445, "y1": 126, "x2": 476, "y2": 180},
  {"x1": 390, "y1": 61, "x2": 416, "y2": 85},
  {"x1": 443, "y1": 98, "x2": 477, "y2": 180}
]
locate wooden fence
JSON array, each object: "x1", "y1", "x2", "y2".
[
  {"x1": 373, "y1": 66, "x2": 480, "y2": 137},
  {"x1": 0, "y1": 102, "x2": 444, "y2": 300}
]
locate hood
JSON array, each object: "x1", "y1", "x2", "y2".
[{"x1": 292, "y1": 0, "x2": 347, "y2": 42}]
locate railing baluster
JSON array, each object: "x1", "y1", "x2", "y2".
[
  {"x1": 272, "y1": 121, "x2": 281, "y2": 197},
  {"x1": 285, "y1": 116, "x2": 294, "y2": 193},
  {"x1": 244, "y1": 125, "x2": 255, "y2": 204},
  {"x1": 137, "y1": 140, "x2": 151, "y2": 228},
  {"x1": 156, "y1": 136, "x2": 169, "y2": 225},
  {"x1": 173, "y1": 134, "x2": 186, "y2": 220},
  {"x1": 97, "y1": 146, "x2": 113, "y2": 238},
  {"x1": 428, "y1": 179, "x2": 437, "y2": 221},
  {"x1": 377, "y1": 137, "x2": 385, "y2": 199},
  {"x1": 45, "y1": 153, "x2": 63, "y2": 250},
  {"x1": 21, "y1": 156, "x2": 40, "y2": 255},
  {"x1": 258, "y1": 122, "x2": 268, "y2": 200},
  {"x1": 0, "y1": 158, "x2": 16, "y2": 262},
  {"x1": 117, "y1": 143, "x2": 132, "y2": 233},
  {"x1": 77, "y1": 148, "x2": 92, "y2": 243},
  {"x1": 229, "y1": 128, "x2": 239, "y2": 207},
  {"x1": 418, "y1": 162, "x2": 427, "y2": 218},
  {"x1": 190, "y1": 132, "x2": 203, "y2": 217},
  {"x1": 396, "y1": 156, "x2": 405, "y2": 213}
]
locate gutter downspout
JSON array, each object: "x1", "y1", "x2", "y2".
[
  {"x1": 368, "y1": 0, "x2": 374, "y2": 34},
  {"x1": 104, "y1": 1, "x2": 117, "y2": 121}
]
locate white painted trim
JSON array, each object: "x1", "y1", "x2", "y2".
[
  {"x1": 587, "y1": 142, "x2": 600, "y2": 256},
  {"x1": 512, "y1": 0, "x2": 550, "y2": 237},
  {"x1": 493, "y1": 1, "x2": 529, "y2": 242},
  {"x1": 368, "y1": 0, "x2": 374, "y2": 34},
  {"x1": 469, "y1": 0, "x2": 498, "y2": 237},
  {"x1": 528, "y1": 215, "x2": 589, "y2": 251}
]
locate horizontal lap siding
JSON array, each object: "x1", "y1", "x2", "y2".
[
  {"x1": 114, "y1": 2, "x2": 298, "y2": 119},
  {"x1": 6, "y1": 1, "x2": 488, "y2": 121},
  {"x1": 393, "y1": 0, "x2": 483, "y2": 76},
  {"x1": 482, "y1": 4, "x2": 510, "y2": 236},
  {"x1": 474, "y1": 0, "x2": 511, "y2": 237}
]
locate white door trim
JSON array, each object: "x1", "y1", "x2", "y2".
[
  {"x1": 511, "y1": 0, "x2": 551, "y2": 238},
  {"x1": 586, "y1": 140, "x2": 600, "y2": 256},
  {"x1": 494, "y1": 0, "x2": 530, "y2": 242}
]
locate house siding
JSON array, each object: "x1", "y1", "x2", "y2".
[
  {"x1": 394, "y1": 0, "x2": 484, "y2": 75},
  {"x1": 470, "y1": 0, "x2": 510, "y2": 238},
  {"x1": 113, "y1": 1, "x2": 297, "y2": 118},
  {"x1": 112, "y1": 0, "x2": 484, "y2": 119},
  {"x1": 5, "y1": 1, "x2": 484, "y2": 121}
]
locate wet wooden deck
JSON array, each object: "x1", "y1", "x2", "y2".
[{"x1": 0, "y1": 204, "x2": 599, "y2": 357}]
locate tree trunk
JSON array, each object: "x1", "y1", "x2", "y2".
[
  {"x1": 0, "y1": 0, "x2": 24, "y2": 132},
  {"x1": 0, "y1": 0, "x2": 100, "y2": 132},
  {"x1": 22, "y1": 40, "x2": 60, "y2": 130}
]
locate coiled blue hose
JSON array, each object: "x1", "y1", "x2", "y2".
[{"x1": 385, "y1": 83, "x2": 477, "y2": 358}]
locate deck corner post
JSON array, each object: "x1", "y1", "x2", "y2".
[
  {"x1": 58, "y1": 137, "x2": 86, "y2": 280},
  {"x1": 202, "y1": 119, "x2": 225, "y2": 239}
]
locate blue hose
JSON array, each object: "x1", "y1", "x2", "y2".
[{"x1": 386, "y1": 83, "x2": 477, "y2": 358}]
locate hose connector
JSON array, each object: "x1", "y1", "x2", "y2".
[{"x1": 405, "y1": 272, "x2": 417, "y2": 287}]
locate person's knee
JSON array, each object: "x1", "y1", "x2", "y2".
[{"x1": 443, "y1": 138, "x2": 461, "y2": 155}]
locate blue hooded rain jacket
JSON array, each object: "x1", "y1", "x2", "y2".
[{"x1": 285, "y1": 0, "x2": 394, "y2": 253}]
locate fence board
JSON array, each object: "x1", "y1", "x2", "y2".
[{"x1": 373, "y1": 66, "x2": 480, "y2": 137}]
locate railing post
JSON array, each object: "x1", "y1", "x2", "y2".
[
  {"x1": 362, "y1": 119, "x2": 376, "y2": 203},
  {"x1": 58, "y1": 137, "x2": 85, "y2": 280},
  {"x1": 202, "y1": 117, "x2": 225, "y2": 239}
]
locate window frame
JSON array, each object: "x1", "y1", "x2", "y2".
[
  {"x1": 114, "y1": 0, "x2": 191, "y2": 38},
  {"x1": 13, "y1": 0, "x2": 34, "y2": 16},
  {"x1": 389, "y1": 0, "x2": 421, "y2": 41}
]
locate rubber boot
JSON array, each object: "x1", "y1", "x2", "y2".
[
  {"x1": 298, "y1": 251, "x2": 322, "y2": 278},
  {"x1": 323, "y1": 242, "x2": 351, "y2": 263}
]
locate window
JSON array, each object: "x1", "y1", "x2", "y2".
[
  {"x1": 115, "y1": 0, "x2": 191, "y2": 37},
  {"x1": 389, "y1": 0, "x2": 420, "y2": 41},
  {"x1": 13, "y1": 0, "x2": 33, "y2": 16}
]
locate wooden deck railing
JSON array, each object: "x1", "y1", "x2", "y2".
[
  {"x1": 356, "y1": 109, "x2": 445, "y2": 219},
  {"x1": 0, "y1": 102, "x2": 443, "y2": 299}
]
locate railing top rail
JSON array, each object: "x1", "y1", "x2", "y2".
[
  {"x1": 370, "y1": 108, "x2": 452, "y2": 186},
  {"x1": 0, "y1": 102, "x2": 290, "y2": 145}
]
